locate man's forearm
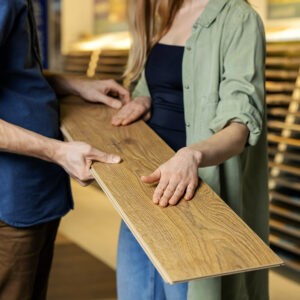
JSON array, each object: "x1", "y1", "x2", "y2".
[
  {"x1": 44, "y1": 72, "x2": 80, "y2": 97},
  {"x1": 0, "y1": 119, "x2": 62, "y2": 162}
]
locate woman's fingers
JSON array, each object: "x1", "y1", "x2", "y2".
[
  {"x1": 184, "y1": 182, "x2": 198, "y2": 201},
  {"x1": 111, "y1": 103, "x2": 148, "y2": 126},
  {"x1": 159, "y1": 182, "x2": 178, "y2": 207},
  {"x1": 168, "y1": 183, "x2": 186, "y2": 206},
  {"x1": 153, "y1": 179, "x2": 168, "y2": 204},
  {"x1": 141, "y1": 168, "x2": 161, "y2": 184}
]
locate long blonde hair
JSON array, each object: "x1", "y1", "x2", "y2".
[
  {"x1": 124, "y1": 0, "x2": 184, "y2": 83},
  {"x1": 124, "y1": 0, "x2": 249, "y2": 83}
]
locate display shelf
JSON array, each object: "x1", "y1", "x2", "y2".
[
  {"x1": 270, "y1": 232, "x2": 300, "y2": 255},
  {"x1": 270, "y1": 217, "x2": 300, "y2": 238},
  {"x1": 267, "y1": 41, "x2": 300, "y2": 272},
  {"x1": 270, "y1": 190, "x2": 300, "y2": 207},
  {"x1": 270, "y1": 202, "x2": 300, "y2": 222}
]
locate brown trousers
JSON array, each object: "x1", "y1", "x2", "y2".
[{"x1": 0, "y1": 219, "x2": 60, "y2": 300}]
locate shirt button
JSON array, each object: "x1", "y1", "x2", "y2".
[
  {"x1": 184, "y1": 84, "x2": 190, "y2": 90},
  {"x1": 186, "y1": 122, "x2": 191, "y2": 128},
  {"x1": 186, "y1": 46, "x2": 192, "y2": 51},
  {"x1": 193, "y1": 24, "x2": 198, "y2": 30}
]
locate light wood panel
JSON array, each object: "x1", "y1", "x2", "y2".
[
  {"x1": 270, "y1": 177, "x2": 300, "y2": 191},
  {"x1": 270, "y1": 218, "x2": 300, "y2": 239},
  {"x1": 270, "y1": 191, "x2": 300, "y2": 207},
  {"x1": 266, "y1": 94, "x2": 295, "y2": 105},
  {"x1": 270, "y1": 203, "x2": 300, "y2": 222},
  {"x1": 268, "y1": 120, "x2": 300, "y2": 132},
  {"x1": 60, "y1": 96, "x2": 283, "y2": 284},
  {"x1": 268, "y1": 134, "x2": 300, "y2": 147},
  {"x1": 270, "y1": 233, "x2": 300, "y2": 256},
  {"x1": 269, "y1": 162, "x2": 300, "y2": 177}
]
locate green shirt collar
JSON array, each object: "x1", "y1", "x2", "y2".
[{"x1": 196, "y1": 0, "x2": 229, "y2": 27}]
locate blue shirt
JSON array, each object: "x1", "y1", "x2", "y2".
[{"x1": 0, "y1": 0, "x2": 73, "y2": 227}]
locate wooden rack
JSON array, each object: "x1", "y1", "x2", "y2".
[
  {"x1": 266, "y1": 41, "x2": 300, "y2": 272},
  {"x1": 63, "y1": 49, "x2": 129, "y2": 82}
]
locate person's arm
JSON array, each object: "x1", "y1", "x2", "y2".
[
  {"x1": 142, "y1": 11, "x2": 266, "y2": 207},
  {"x1": 141, "y1": 122, "x2": 249, "y2": 207},
  {"x1": 0, "y1": 119, "x2": 121, "y2": 186},
  {"x1": 44, "y1": 72, "x2": 131, "y2": 109}
]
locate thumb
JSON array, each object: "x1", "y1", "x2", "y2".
[
  {"x1": 90, "y1": 148, "x2": 121, "y2": 164},
  {"x1": 99, "y1": 95, "x2": 122, "y2": 109},
  {"x1": 141, "y1": 168, "x2": 161, "y2": 183}
]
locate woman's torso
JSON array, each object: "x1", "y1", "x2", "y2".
[{"x1": 145, "y1": 43, "x2": 186, "y2": 151}]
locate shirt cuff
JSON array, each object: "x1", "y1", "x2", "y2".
[{"x1": 209, "y1": 105, "x2": 262, "y2": 146}]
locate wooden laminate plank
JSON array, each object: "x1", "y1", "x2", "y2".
[
  {"x1": 269, "y1": 162, "x2": 300, "y2": 176},
  {"x1": 98, "y1": 57, "x2": 128, "y2": 65},
  {"x1": 267, "y1": 108, "x2": 300, "y2": 118},
  {"x1": 268, "y1": 147, "x2": 300, "y2": 162},
  {"x1": 270, "y1": 191, "x2": 300, "y2": 207},
  {"x1": 270, "y1": 218, "x2": 300, "y2": 239},
  {"x1": 100, "y1": 50, "x2": 129, "y2": 57},
  {"x1": 265, "y1": 69, "x2": 299, "y2": 80},
  {"x1": 266, "y1": 43, "x2": 300, "y2": 54},
  {"x1": 95, "y1": 65, "x2": 126, "y2": 73},
  {"x1": 266, "y1": 81, "x2": 296, "y2": 93},
  {"x1": 270, "y1": 203, "x2": 300, "y2": 222},
  {"x1": 266, "y1": 57, "x2": 300, "y2": 68},
  {"x1": 266, "y1": 94, "x2": 294, "y2": 105},
  {"x1": 270, "y1": 233, "x2": 300, "y2": 255},
  {"x1": 268, "y1": 134, "x2": 300, "y2": 147},
  {"x1": 270, "y1": 177, "x2": 300, "y2": 191},
  {"x1": 268, "y1": 120, "x2": 300, "y2": 132},
  {"x1": 60, "y1": 97, "x2": 282, "y2": 283}
]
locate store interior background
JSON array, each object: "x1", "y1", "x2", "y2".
[{"x1": 33, "y1": 0, "x2": 300, "y2": 299}]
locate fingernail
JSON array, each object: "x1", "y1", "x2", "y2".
[
  {"x1": 114, "y1": 102, "x2": 122, "y2": 109},
  {"x1": 112, "y1": 156, "x2": 121, "y2": 163}
]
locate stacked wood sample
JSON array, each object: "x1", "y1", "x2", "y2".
[
  {"x1": 60, "y1": 97, "x2": 282, "y2": 284},
  {"x1": 62, "y1": 51, "x2": 92, "y2": 75},
  {"x1": 266, "y1": 41, "x2": 300, "y2": 272},
  {"x1": 63, "y1": 49, "x2": 128, "y2": 82}
]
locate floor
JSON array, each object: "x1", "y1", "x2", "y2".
[
  {"x1": 48, "y1": 234, "x2": 116, "y2": 300},
  {"x1": 47, "y1": 180, "x2": 300, "y2": 300}
]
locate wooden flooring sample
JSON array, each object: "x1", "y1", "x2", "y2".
[{"x1": 60, "y1": 97, "x2": 283, "y2": 284}]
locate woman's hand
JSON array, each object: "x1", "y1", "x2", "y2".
[
  {"x1": 111, "y1": 96, "x2": 151, "y2": 126},
  {"x1": 141, "y1": 147, "x2": 202, "y2": 207}
]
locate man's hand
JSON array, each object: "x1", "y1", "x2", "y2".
[
  {"x1": 75, "y1": 79, "x2": 131, "y2": 109},
  {"x1": 54, "y1": 141, "x2": 121, "y2": 186},
  {"x1": 45, "y1": 73, "x2": 131, "y2": 109}
]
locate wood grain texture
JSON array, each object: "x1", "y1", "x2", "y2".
[{"x1": 60, "y1": 96, "x2": 283, "y2": 283}]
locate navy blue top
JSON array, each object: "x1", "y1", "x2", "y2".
[
  {"x1": 0, "y1": 0, "x2": 72, "y2": 227},
  {"x1": 145, "y1": 43, "x2": 186, "y2": 151}
]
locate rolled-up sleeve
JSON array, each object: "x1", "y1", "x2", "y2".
[
  {"x1": 0, "y1": 1, "x2": 16, "y2": 48},
  {"x1": 132, "y1": 70, "x2": 151, "y2": 99},
  {"x1": 209, "y1": 11, "x2": 266, "y2": 146}
]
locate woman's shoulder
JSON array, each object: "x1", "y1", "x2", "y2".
[{"x1": 220, "y1": 0, "x2": 264, "y2": 34}]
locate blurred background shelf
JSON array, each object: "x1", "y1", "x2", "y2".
[{"x1": 267, "y1": 40, "x2": 300, "y2": 274}]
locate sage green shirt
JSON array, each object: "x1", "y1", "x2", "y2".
[{"x1": 133, "y1": 0, "x2": 269, "y2": 299}]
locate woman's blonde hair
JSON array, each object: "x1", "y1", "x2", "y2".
[
  {"x1": 124, "y1": 0, "x2": 249, "y2": 83},
  {"x1": 124, "y1": 0, "x2": 184, "y2": 83}
]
